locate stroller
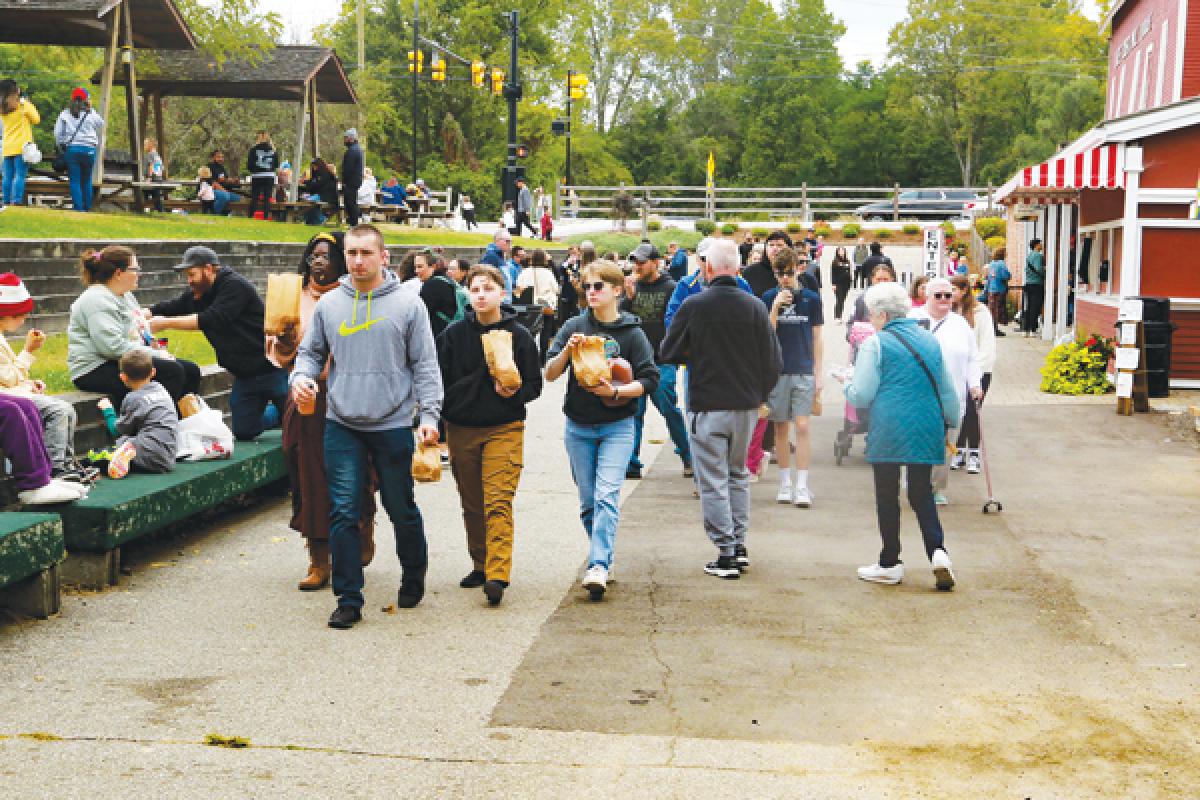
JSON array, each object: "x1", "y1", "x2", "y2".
[{"x1": 834, "y1": 320, "x2": 876, "y2": 466}]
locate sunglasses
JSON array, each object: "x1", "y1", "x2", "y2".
[
  {"x1": 931, "y1": 292, "x2": 953, "y2": 299},
  {"x1": 774, "y1": 270, "x2": 794, "y2": 277},
  {"x1": 584, "y1": 281, "x2": 611, "y2": 292},
  {"x1": 306, "y1": 253, "x2": 330, "y2": 265}
]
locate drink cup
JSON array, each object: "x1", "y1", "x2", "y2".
[{"x1": 295, "y1": 378, "x2": 317, "y2": 416}]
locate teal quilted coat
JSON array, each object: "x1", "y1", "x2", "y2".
[{"x1": 845, "y1": 318, "x2": 961, "y2": 465}]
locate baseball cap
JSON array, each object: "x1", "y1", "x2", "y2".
[
  {"x1": 344, "y1": 128, "x2": 358, "y2": 140},
  {"x1": 71, "y1": 88, "x2": 89, "y2": 102},
  {"x1": 629, "y1": 242, "x2": 661, "y2": 263},
  {"x1": 172, "y1": 245, "x2": 220, "y2": 271},
  {"x1": 695, "y1": 237, "x2": 715, "y2": 259}
]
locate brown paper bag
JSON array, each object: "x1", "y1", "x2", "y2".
[
  {"x1": 811, "y1": 392, "x2": 823, "y2": 417},
  {"x1": 412, "y1": 440, "x2": 442, "y2": 483},
  {"x1": 481, "y1": 329, "x2": 522, "y2": 391},
  {"x1": 178, "y1": 393, "x2": 203, "y2": 419},
  {"x1": 570, "y1": 335, "x2": 611, "y2": 388},
  {"x1": 263, "y1": 273, "x2": 304, "y2": 336}
]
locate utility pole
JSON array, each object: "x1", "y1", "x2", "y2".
[
  {"x1": 412, "y1": 0, "x2": 419, "y2": 185},
  {"x1": 565, "y1": 68, "x2": 572, "y2": 189},
  {"x1": 502, "y1": 10, "x2": 521, "y2": 206},
  {"x1": 357, "y1": 0, "x2": 365, "y2": 147}
]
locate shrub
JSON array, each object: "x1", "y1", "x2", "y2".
[
  {"x1": 985, "y1": 235, "x2": 1005, "y2": 250},
  {"x1": 902, "y1": 224, "x2": 920, "y2": 235},
  {"x1": 975, "y1": 217, "x2": 1006, "y2": 239},
  {"x1": 695, "y1": 219, "x2": 716, "y2": 235},
  {"x1": 1040, "y1": 341, "x2": 1113, "y2": 395},
  {"x1": 941, "y1": 219, "x2": 956, "y2": 236},
  {"x1": 721, "y1": 222, "x2": 738, "y2": 235},
  {"x1": 842, "y1": 223, "x2": 860, "y2": 238},
  {"x1": 815, "y1": 225, "x2": 833, "y2": 237},
  {"x1": 647, "y1": 219, "x2": 662, "y2": 232},
  {"x1": 785, "y1": 222, "x2": 803, "y2": 234},
  {"x1": 874, "y1": 228, "x2": 892, "y2": 239},
  {"x1": 751, "y1": 227, "x2": 770, "y2": 237}
]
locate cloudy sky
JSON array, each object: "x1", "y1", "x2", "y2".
[{"x1": 260, "y1": 0, "x2": 1105, "y2": 68}]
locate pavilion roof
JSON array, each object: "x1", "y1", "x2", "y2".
[{"x1": 0, "y1": 0, "x2": 195, "y2": 49}]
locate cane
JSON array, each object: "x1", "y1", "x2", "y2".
[{"x1": 974, "y1": 394, "x2": 1002, "y2": 514}]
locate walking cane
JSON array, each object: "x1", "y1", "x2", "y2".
[{"x1": 974, "y1": 395, "x2": 1002, "y2": 514}]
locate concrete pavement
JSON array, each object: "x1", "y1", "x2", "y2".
[{"x1": 1, "y1": 283, "x2": 1198, "y2": 797}]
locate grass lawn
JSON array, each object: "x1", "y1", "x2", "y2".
[
  {"x1": 0, "y1": 207, "x2": 547, "y2": 248},
  {"x1": 19, "y1": 330, "x2": 217, "y2": 395},
  {"x1": 562, "y1": 230, "x2": 705, "y2": 255}
]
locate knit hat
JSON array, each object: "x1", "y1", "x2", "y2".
[{"x1": 0, "y1": 273, "x2": 33, "y2": 316}]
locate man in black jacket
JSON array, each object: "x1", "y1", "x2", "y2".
[
  {"x1": 341, "y1": 128, "x2": 364, "y2": 226},
  {"x1": 146, "y1": 245, "x2": 288, "y2": 441},
  {"x1": 741, "y1": 230, "x2": 791, "y2": 298},
  {"x1": 661, "y1": 239, "x2": 782, "y2": 580}
]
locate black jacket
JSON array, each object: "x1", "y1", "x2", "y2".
[
  {"x1": 742, "y1": 259, "x2": 777, "y2": 298},
  {"x1": 436, "y1": 308, "x2": 543, "y2": 428},
  {"x1": 245, "y1": 142, "x2": 280, "y2": 178},
  {"x1": 547, "y1": 309, "x2": 659, "y2": 425},
  {"x1": 420, "y1": 274, "x2": 460, "y2": 340},
  {"x1": 620, "y1": 273, "x2": 676, "y2": 362},
  {"x1": 150, "y1": 267, "x2": 277, "y2": 379},
  {"x1": 300, "y1": 170, "x2": 338, "y2": 205},
  {"x1": 341, "y1": 142, "x2": 364, "y2": 189},
  {"x1": 660, "y1": 275, "x2": 782, "y2": 412},
  {"x1": 861, "y1": 252, "x2": 894, "y2": 278}
]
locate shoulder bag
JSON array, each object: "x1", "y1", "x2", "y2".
[
  {"x1": 52, "y1": 113, "x2": 86, "y2": 173},
  {"x1": 884, "y1": 327, "x2": 950, "y2": 433}
]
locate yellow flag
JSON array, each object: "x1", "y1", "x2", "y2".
[{"x1": 706, "y1": 152, "x2": 715, "y2": 189}]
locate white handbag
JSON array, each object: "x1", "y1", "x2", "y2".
[
  {"x1": 21, "y1": 142, "x2": 41, "y2": 165},
  {"x1": 176, "y1": 397, "x2": 235, "y2": 462}
]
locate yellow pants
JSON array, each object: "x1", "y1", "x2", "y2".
[{"x1": 446, "y1": 421, "x2": 524, "y2": 582}]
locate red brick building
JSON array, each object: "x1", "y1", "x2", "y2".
[{"x1": 996, "y1": 0, "x2": 1200, "y2": 386}]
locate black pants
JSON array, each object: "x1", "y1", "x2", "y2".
[
  {"x1": 342, "y1": 185, "x2": 360, "y2": 226},
  {"x1": 853, "y1": 265, "x2": 867, "y2": 289},
  {"x1": 956, "y1": 373, "x2": 992, "y2": 450},
  {"x1": 515, "y1": 210, "x2": 538, "y2": 238},
  {"x1": 145, "y1": 188, "x2": 164, "y2": 213},
  {"x1": 74, "y1": 356, "x2": 202, "y2": 410},
  {"x1": 834, "y1": 281, "x2": 851, "y2": 320},
  {"x1": 1023, "y1": 284, "x2": 1044, "y2": 333},
  {"x1": 539, "y1": 312, "x2": 557, "y2": 366},
  {"x1": 248, "y1": 177, "x2": 274, "y2": 218},
  {"x1": 872, "y1": 462, "x2": 945, "y2": 568},
  {"x1": 462, "y1": 209, "x2": 476, "y2": 230}
]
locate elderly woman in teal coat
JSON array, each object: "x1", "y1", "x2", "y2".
[{"x1": 842, "y1": 282, "x2": 961, "y2": 590}]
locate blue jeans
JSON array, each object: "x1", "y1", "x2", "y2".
[
  {"x1": 630, "y1": 363, "x2": 691, "y2": 470},
  {"x1": 229, "y1": 369, "x2": 288, "y2": 440},
  {"x1": 65, "y1": 146, "x2": 95, "y2": 211},
  {"x1": 324, "y1": 421, "x2": 427, "y2": 609},
  {"x1": 563, "y1": 417, "x2": 636, "y2": 570},
  {"x1": 2, "y1": 155, "x2": 29, "y2": 205},
  {"x1": 213, "y1": 188, "x2": 234, "y2": 215}
]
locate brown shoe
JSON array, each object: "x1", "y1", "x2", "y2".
[
  {"x1": 299, "y1": 540, "x2": 330, "y2": 591},
  {"x1": 361, "y1": 520, "x2": 376, "y2": 567},
  {"x1": 298, "y1": 565, "x2": 329, "y2": 591}
]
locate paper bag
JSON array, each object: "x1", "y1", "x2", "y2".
[
  {"x1": 263, "y1": 273, "x2": 304, "y2": 336},
  {"x1": 811, "y1": 392, "x2": 823, "y2": 417},
  {"x1": 412, "y1": 439, "x2": 442, "y2": 483},
  {"x1": 178, "y1": 393, "x2": 203, "y2": 419},
  {"x1": 481, "y1": 329, "x2": 522, "y2": 391},
  {"x1": 570, "y1": 335, "x2": 611, "y2": 388}
]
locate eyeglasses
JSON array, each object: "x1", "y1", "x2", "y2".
[
  {"x1": 584, "y1": 281, "x2": 610, "y2": 292},
  {"x1": 931, "y1": 292, "x2": 953, "y2": 299},
  {"x1": 773, "y1": 271, "x2": 794, "y2": 277},
  {"x1": 306, "y1": 253, "x2": 330, "y2": 265}
]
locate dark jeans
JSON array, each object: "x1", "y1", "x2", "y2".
[
  {"x1": 229, "y1": 368, "x2": 288, "y2": 441},
  {"x1": 324, "y1": 420, "x2": 427, "y2": 609},
  {"x1": 515, "y1": 210, "x2": 538, "y2": 238},
  {"x1": 462, "y1": 209, "x2": 476, "y2": 230},
  {"x1": 630, "y1": 363, "x2": 691, "y2": 470},
  {"x1": 872, "y1": 462, "x2": 945, "y2": 568},
  {"x1": 144, "y1": 187, "x2": 164, "y2": 213},
  {"x1": 834, "y1": 281, "x2": 851, "y2": 319},
  {"x1": 74, "y1": 356, "x2": 201, "y2": 409},
  {"x1": 1023, "y1": 284, "x2": 1044, "y2": 333},
  {"x1": 342, "y1": 185, "x2": 360, "y2": 226},
  {"x1": 956, "y1": 373, "x2": 992, "y2": 450},
  {"x1": 248, "y1": 177, "x2": 274, "y2": 218},
  {"x1": 213, "y1": 188, "x2": 234, "y2": 215},
  {"x1": 65, "y1": 146, "x2": 96, "y2": 212}
]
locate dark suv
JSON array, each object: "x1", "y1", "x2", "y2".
[{"x1": 856, "y1": 189, "x2": 982, "y2": 221}]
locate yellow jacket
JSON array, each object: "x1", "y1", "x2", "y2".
[{"x1": 2, "y1": 98, "x2": 40, "y2": 158}]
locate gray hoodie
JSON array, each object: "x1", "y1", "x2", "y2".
[{"x1": 292, "y1": 270, "x2": 443, "y2": 432}]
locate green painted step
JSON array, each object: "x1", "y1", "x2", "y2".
[
  {"x1": 52, "y1": 430, "x2": 285, "y2": 553},
  {"x1": 0, "y1": 513, "x2": 65, "y2": 589}
]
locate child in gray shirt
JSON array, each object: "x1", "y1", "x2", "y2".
[{"x1": 97, "y1": 350, "x2": 179, "y2": 478}]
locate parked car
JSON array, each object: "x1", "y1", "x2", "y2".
[{"x1": 856, "y1": 189, "x2": 984, "y2": 221}]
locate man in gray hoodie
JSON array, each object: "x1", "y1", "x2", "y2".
[{"x1": 292, "y1": 223, "x2": 443, "y2": 629}]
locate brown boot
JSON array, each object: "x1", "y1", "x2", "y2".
[
  {"x1": 298, "y1": 540, "x2": 330, "y2": 591},
  {"x1": 361, "y1": 520, "x2": 376, "y2": 567}
]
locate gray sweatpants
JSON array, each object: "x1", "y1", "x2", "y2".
[
  {"x1": 28, "y1": 393, "x2": 76, "y2": 471},
  {"x1": 689, "y1": 409, "x2": 757, "y2": 558}
]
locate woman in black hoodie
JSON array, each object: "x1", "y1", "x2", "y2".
[
  {"x1": 299, "y1": 158, "x2": 338, "y2": 224},
  {"x1": 544, "y1": 259, "x2": 658, "y2": 600},
  {"x1": 436, "y1": 265, "x2": 543, "y2": 607}
]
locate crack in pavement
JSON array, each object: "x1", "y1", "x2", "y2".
[{"x1": 645, "y1": 555, "x2": 682, "y2": 767}]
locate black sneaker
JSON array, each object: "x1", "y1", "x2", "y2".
[
  {"x1": 328, "y1": 606, "x2": 361, "y2": 629},
  {"x1": 459, "y1": 570, "x2": 486, "y2": 588},
  {"x1": 626, "y1": 466, "x2": 643, "y2": 480},
  {"x1": 682, "y1": 462, "x2": 694, "y2": 478},
  {"x1": 483, "y1": 580, "x2": 508, "y2": 606},
  {"x1": 704, "y1": 555, "x2": 740, "y2": 579},
  {"x1": 397, "y1": 566, "x2": 426, "y2": 608},
  {"x1": 734, "y1": 545, "x2": 749, "y2": 571}
]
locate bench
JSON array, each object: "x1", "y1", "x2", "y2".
[
  {"x1": 407, "y1": 188, "x2": 455, "y2": 228},
  {"x1": 0, "y1": 513, "x2": 64, "y2": 619},
  {"x1": 45, "y1": 429, "x2": 285, "y2": 588}
]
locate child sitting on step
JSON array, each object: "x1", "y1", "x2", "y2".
[{"x1": 97, "y1": 349, "x2": 179, "y2": 478}]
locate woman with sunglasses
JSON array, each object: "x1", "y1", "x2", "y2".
[
  {"x1": 266, "y1": 232, "x2": 376, "y2": 590},
  {"x1": 545, "y1": 260, "x2": 659, "y2": 599},
  {"x1": 908, "y1": 276, "x2": 982, "y2": 506}
]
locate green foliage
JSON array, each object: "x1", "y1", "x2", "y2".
[
  {"x1": 1040, "y1": 341, "x2": 1112, "y2": 395},
  {"x1": 751, "y1": 227, "x2": 770, "y2": 237},
  {"x1": 975, "y1": 218, "x2": 1007, "y2": 239},
  {"x1": 647, "y1": 219, "x2": 662, "y2": 232},
  {"x1": 785, "y1": 223, "x2": 803, "y2": 234},
  {"x1": 902, "y1": 224, "x2": 920, "y2": 235},
  {"x1": 941, "y1": 220, "x2": 956, "y2": 236},
  {"x1": 815, "y1": 225, "x2": 833, "y2": 237},
  {"x1": 842, "y1": 223, "x2": 860, "y2": 238},
  {"x1": 874, "y1": 229, "x2": 892, "y2": 239},
  {"x1": 563, "y1": 231, "x2": 703, "y2": 255},
  {"x1": 695, "y1": 220, "x2": 716, "y2": 235},
  {"x1": 985, "y1": 236, "x2": 1006, "y2": 250},
  {"x1": 721, "y1": 223, "x2": 738, "y2": 235}
]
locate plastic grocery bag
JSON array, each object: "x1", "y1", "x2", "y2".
[
  {"x1": 482, "y1": 329, "x2": 522, "y2": 391},
  {"x1": 176, "y1": 397, "x2": 234, "y2": 462},
  {"x1": 412, "y1": 439, "x2": 442, "y2": 483},
  {"x1": 263, "y1": 273, "x2": 304, "y2": 336}
]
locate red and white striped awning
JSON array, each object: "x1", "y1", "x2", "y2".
[{"x1": 1018, "y1": 143, "x2": 1124, "y2": 190}]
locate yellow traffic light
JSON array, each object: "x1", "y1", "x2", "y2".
[
  {"x1": 568, "y1": 72, "x2": 588, "y2": 99},
  {"x1": 431, "y1": 53, "x2": 445, "y2": 82},
  {"x1": 471, "y1": 61, "x2": 486, "y2": 89},
  {"x1": 407, "y1": 50, "x2": 424, "y2": 74},
  {"x1": 491, "y1": 69, "x2": 504, "y2": 96}
]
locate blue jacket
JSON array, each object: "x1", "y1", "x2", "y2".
[
  {"x1": 985, "y1": 259, "x2": 1011, "y2": 294},
  {"x1": 845, "y1": 318, "x2": 960, "y2": 465},
  {"x1": 382, "y1": 184, "x2": 406, "y2": 204},
  {"x1": 480, "y1": 243, "x2": 519, "y2": 301},
  {"x1": 663, "y1": 271, "x2": 753, "y2": 332},
  {"x1": 667, "y1": 248, "x2": 689, "y2": 281}
]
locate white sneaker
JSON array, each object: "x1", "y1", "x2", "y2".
[
  {"x1": 19, "y1": 482, "x2": 83, "y2": 505},
  {"x1": 606, "y1": 565, "x2": 616, "y2": 584},
  {"x1": 858, "y1": 563, "x2": 904, "y2": 585},
  {"x1": 950, "y1": 450, "x2": 966, "y2": 470},
  {"x1": 49, "y1": 479, "x2": 88, "y2": 498},
  {"x1": 966, "y1": 451, "x2": 981, "y2": 474},
  {"x1": 933, "y1": 490, "x2": 948, "y2": 506},
  {"x1": 582, "y1": 565, "x2": 608, "y2": 594},
  {"x1": 932, "y1": 549, "x2": 955, "y2": 590},
  {"x1": 792, "y1": 486, "x2": 813, "y2": 507},
  {"x1": 776, "y1": 485, "x2": 793, "y2": 503}
]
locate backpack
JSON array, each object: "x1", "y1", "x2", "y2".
[{"x1": 435, "y1": 275, "x2": 471, "y2": 324}]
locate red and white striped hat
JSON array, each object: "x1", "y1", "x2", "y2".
[{"x1": 0, "y1": 273, "x2": 33, "y2": 316}]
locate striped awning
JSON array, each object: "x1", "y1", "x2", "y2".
[{"x1": 1018, "y1": 143, "x2": 1125, "y2": 190}]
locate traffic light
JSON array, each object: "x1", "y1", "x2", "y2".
[
  {"x1": 516, "y1": 144, "x2": 529, "y2": 158},
  {"x1": 407, "y1": 50, "x2": 424, "y2": 74},
  {"x1": 431, "y1": 52, "x2": 445, "y2": 82},
  {"x1": 568, "y1": 72, "x2": 588, "y2": 99},
  {"x1": 491, "y1": 68, "x2": 504, "y2": 96},
  {"x1": 471, "y1": 61, "x2": 486, "y2": 89}
]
